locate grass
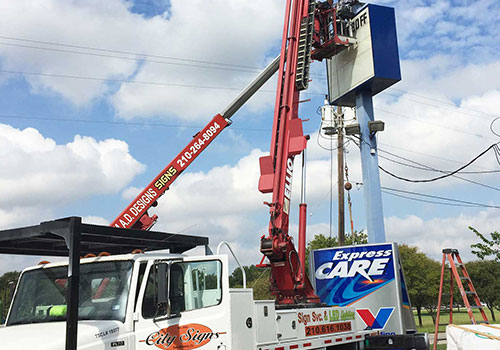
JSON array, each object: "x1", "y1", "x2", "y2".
[
  {"x1": 415, "y1": 308, "x2": 496, "y2": 333},
  {"x1": 414, "y1": 308, "x2": 497, "y2": 348}
]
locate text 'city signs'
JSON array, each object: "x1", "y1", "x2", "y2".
[{"x1": 140, "y1": 323, "x2": 225, "y2": 349}]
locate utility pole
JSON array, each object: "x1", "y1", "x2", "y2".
[{"x1": 337, "y1": 106, "x2": 345, "y2": 246}]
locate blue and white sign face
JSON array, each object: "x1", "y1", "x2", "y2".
[
  {"x1": 311, "y1": 243, "x2": 416, "y2": 335},
  {"x1": 313, "y1": 244, "x2": 394, "y2": 307},
  {"x1": 327, "y1": 4, "x2": 401, "y2": 107}
]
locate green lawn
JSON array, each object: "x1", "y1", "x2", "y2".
[
  {"x1": 415, "y1": 308, "x2": 496, "y2": 333},
  {"x1": 414, "y1": 308, "x2": 497, "y2": 348}
]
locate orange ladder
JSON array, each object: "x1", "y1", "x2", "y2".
[{"x1": 433, "y1": 248, "x2": 489, "y2": 350}]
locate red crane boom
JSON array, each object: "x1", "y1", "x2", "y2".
[{"x1": 258, "y1": 0, "x2": 358, "y2": 304}]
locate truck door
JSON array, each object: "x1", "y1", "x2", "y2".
[{"x1": 135, "y1": 258, "x2": 231, "y2": 350}]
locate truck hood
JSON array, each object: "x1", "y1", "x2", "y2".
[{"x1": 0, "y1": 321, "x2": 127, "y2": 349}]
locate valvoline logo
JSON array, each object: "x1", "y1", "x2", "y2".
[
  {"x1": 312, "y1": 244, "x2": 395, "y2": 306},
  {"x1": 357, "y1": 308, "x2": 394, "y2": 330}
]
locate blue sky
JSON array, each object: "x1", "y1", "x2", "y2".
[{"x1": 0, "y1": 0, "x2": 499, "y2": 273}]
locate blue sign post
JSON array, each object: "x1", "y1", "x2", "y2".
[
  {"x1": 326, "y1": 4, "x2": 401, "y2": 243},
  {"x1": 356, "y1": 90, "x2": 386, "y2": 243}
]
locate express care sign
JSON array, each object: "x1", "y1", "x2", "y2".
[{"x1": 311, "y1": 243, "x2": 415, "y2": 335}]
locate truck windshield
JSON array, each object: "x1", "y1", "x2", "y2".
[{"x1": 8, "y1": 260, "x2": 133, "y2": 325}]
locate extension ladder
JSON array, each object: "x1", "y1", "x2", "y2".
[{"x1": 433, "y1": 248, "x2": 489, "y2": 350}]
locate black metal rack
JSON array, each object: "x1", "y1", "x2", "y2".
[{"x1": 0, "y1": 217, "x2": 209, "y2": 350}]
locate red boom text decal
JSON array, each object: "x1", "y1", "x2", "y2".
[{"x1": 111, "y1": 114, "x2": 228, "y2": 229}]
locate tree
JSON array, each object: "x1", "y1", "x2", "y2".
[
  {"x1": 229, "y1": 265, "x2": 263, "y2": 288},
  {"x1": 229, "y1": 265, "x2": 274, "y2": 300},
  {"x1": 398, "y1": 245, "x2": 441, "y2": 327},
  {"x1": 0, "y1": 271, "x2": 20, "y2": 323},
  {"x1": 305, "y1": 231, "x2": 368, "y2": 275},
  {"x1": 469, "y1": 227, "x2": 500, "y2": 261},
  {"x1": 465, "y1": 260, "x2": 500, "y2": 321}
]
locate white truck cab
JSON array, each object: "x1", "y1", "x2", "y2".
[{"x1": 1, "y1": 252, "x2": 366, "y2": 350}]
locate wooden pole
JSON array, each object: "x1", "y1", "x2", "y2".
[{"x1": 337, "y1": 106, "x2": 345, "y2": 246}]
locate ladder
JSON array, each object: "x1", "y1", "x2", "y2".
[{"x1": 433, "y1": 248, "x2": 489, "y2": 350}]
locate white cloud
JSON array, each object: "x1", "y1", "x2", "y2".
[
  {"x1": 0, "y1": 123, "x2": 144, "y2": 223},
  {"x1": 111, "y1": 0, "x2": 284, "y2": 120},
  {"x1": 386, "y1": 209, "x2": 500, "y2": 262},
  {"x1": 0, "y1": 0, "x2": 284, "y2": 119},
  {"x1": 0, "y1": 0, "x2": 146, "y2": 104},
  {"x1": 82, "y1": 216, "x2": 109, "y2": 226}
]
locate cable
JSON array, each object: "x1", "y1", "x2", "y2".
[
  {"x1": 375, "y1": 108, "x2": 498, "y2": 142},
  {"x1": 378, "y1": 151, "x2": 500, "y2": 175},
  {"x1": 0, "y1": 69, "x2": 325, "y2": 98},
  {"x1": 381, "y1": 187, "x2": 500, "y2": 210},
  {"x1": 491, "y1": 117, "x2": 500, "y2": 138},
  {"x1": 0, "y1": 113, "x2": 270, "y2": 131},
  {"x1": 0, "y1": 69, "x2": 273, "y2": 92},
  {"x1": 379, "y1": 143, "x2": 500, "y2": 183},
  {"x1": 1, "y1": 68, "x2": 496, "y2": 144},
  {"x1": 378, "y1": 141, "x2": 492, "y2": 169},
  {"x1": 0, "y1": 41, "x2": 262, "y2": 74},
  {"x1": 0, "y1": 35, "x2": 260, "y2": 70},
  {"x1": 381, "y1": 91, "x2": 496, "y2": 122},
  {"x1": 1, "y1": 36, "x2": 498, "y2": 122},
  {"x1": 387, "y1": 87, "x2": 500, "y2": 119},
  {"x1": 381, "y1": 190, "x2": 488, "y2": 208},
  {"x1": 350, "y1": 137, "x2": 500, "y2": 192}
]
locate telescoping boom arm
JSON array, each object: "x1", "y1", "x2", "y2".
[
  {"x1": 258, "y1": 0, "x2": 358, "y2": 304},
  {"x1": 111, "y1": 55, "x2": 281, "y2": 230}
]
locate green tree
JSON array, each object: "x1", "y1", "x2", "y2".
[
  {"x1": 469, "y1": 227, "x2": 500, "y2": 261},
  {"x1": 0, "y1": 271, "x2": 20, "y2": 323},
  {"x1": 465, "y1": 260, "x2": 500, "y2": 321},
  {"x1": 248, "y1": 269, "x2": 274, "y2": 300},
  {"x1": 229, "y1": 265, "x2": 263, "y2": 288},
  {"x1": 305, "y1": 231, "x2": 368, "y2": 275},
  {"x1": 229, "y1": 265, "x2": 274, "y2": 300},
  {"x1": 398, "y1": 245, "x2": 441, "y2": 327}
]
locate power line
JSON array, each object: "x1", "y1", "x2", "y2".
[
  {"x1": 351, "y1": 138, "x2": 500, "y2": 192},
  {"x1": 0, "y1": 69, "x2": 326, "y2": 98},
  {"x1": 0, "y1": 113, "x2": 271, "y2": 132},
  {"x1": 1, "y1": 36, "x2": 498, "y2": 125},
  {"x1": 375, "y1": 108, "x2": 497, "y2": 142},
  {"x1": 382, "y1": 190, "x2": 486, "y2": 208},
  {"x1": 0, "y1": 35, "x2": 259, "y2": 70},
  {"x1": 0, "y1": 35, "x2": 327, "y2": 79},
  {"x1": 378, "y1": 142, "x2": 494, "y2": 169},
  {"x1": 379, "y1": 143, "x2": 500, "y2": 183},
  {"x1": 0, "y1": 41, "x2": 262, "y2": 74},
  {"x1": 387, "y1": 87, "x2": 500, "y2": 119},
  {"x1": 382, "y1": 91, "x2": 495, "y2": 122},
  {"x1": 378, "y1": 153, "x2": 500, "y2": 174},
  {"x1": 379, "y1": 147, "x2": 500, "y2": 173},
  {"x1": 381, "y1": 186, "x2": 500, "y2": 210},
  {"x1": 0, "y1": 69, "x2": 276, "y2": 92},
  {"x1": 1, "y1": 35, "x2": 498, "y2": 121},
  {"x1": 3, "y1": 69, "x2": 495, "y2": 144}
]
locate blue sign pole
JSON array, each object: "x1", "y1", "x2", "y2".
[{"x1": 356, "y1": 90, "x2": 386, "y2": 243}]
